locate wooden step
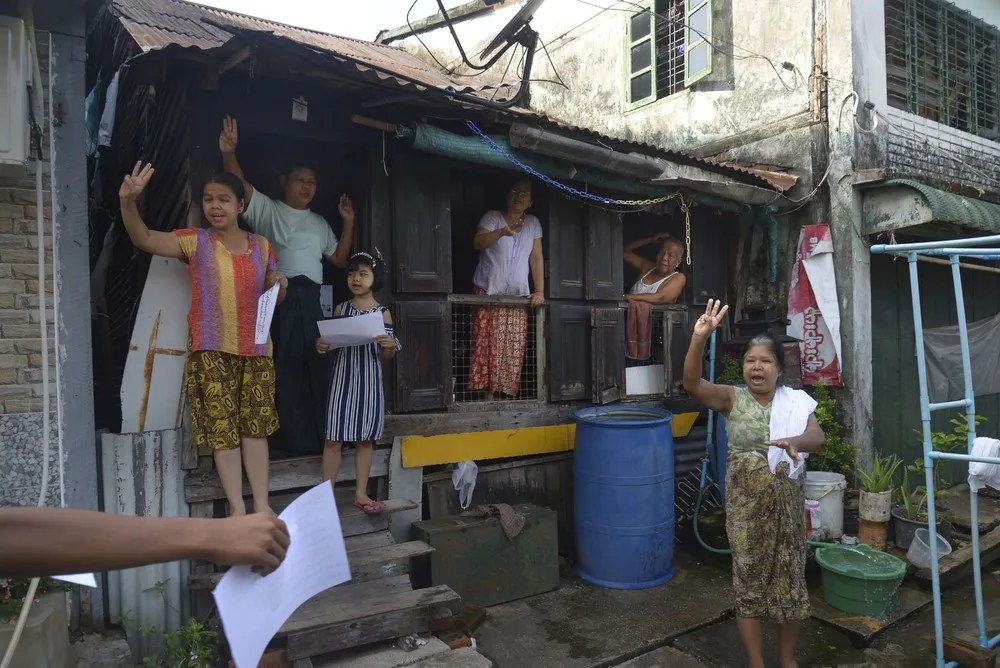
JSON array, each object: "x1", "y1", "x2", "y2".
[
  {"x1": 189, "y1": 538, "x2": 435, "y2": 589},
  {"x1": 279, "y1": 575, "x2": 461, "y2": 661},
  {"x1": 184, "y1": 446, "x2": 391, "y2": 504}
]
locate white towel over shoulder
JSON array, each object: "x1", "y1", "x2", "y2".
[
  {"x1": 766, "y1": 386, "x2": 818, "y2": 480},
  {"x1": 969, "y1": 437, "x2": 1000, "y2": 493}
]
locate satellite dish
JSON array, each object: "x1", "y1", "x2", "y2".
[{"x1": 480, "y1": 0, "x2": 547, "y2": 59}]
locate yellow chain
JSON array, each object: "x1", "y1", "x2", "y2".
[
  {"x1": 681, "y1": 197, "x2": 692, "y2": 266},
  {"x1": 613, "y1": 196, "x2": 675, "y2": 206}
]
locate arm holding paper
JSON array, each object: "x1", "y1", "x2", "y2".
[{"x1": 0, "y1": 508, "x2": 290, "y2": 579}]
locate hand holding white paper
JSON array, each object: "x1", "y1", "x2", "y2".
[
  {"x1": 213, "y1": 483, "x2": 351, "y2": 668},
  {"x1": 317, "y1": 311, "x2": 386, "y2": 348}
]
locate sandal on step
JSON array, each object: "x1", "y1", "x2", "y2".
[{"x1": 353, "y1": 500, "x2": 384, "y2": 515}]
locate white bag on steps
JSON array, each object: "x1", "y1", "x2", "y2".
[{"x1": 452, "y1": 460, "x2": 479, "y2": 510}]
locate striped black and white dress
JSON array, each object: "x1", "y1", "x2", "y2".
[{"x1": 325, "y1": 302, "x2": 400, "y2": 442}]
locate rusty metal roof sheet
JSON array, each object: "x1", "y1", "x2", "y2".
[
  {"x1": 108, "y1": 0, "x2": 783, "y2": 191},
  {"x1": 111, "y1": 0, "x2": 517, "y2": 99}
]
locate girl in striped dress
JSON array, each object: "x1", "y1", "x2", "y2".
[{"x1": 315, "y1": 252, "x2": 400, "y2": 514}]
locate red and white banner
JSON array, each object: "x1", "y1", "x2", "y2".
[{"x1": 788, "y1": 225, "x2": 843, "y2": 386}]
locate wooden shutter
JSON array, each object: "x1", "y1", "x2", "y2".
[
  {"x1": 592, "y1": 307, "x2": 625, "y2": 404},
  {"x1": 586, "y1": 207, "x2": 624, "y2": 301},
  {"x1": 690, "y1": 217, "x2": 726, "y2": 305},
  {"x1": 547, "y1": 197, "x2": 586, "y2": 299},
  {"x1": 684, "y1": 0, "x2": 714, "y2": 86},
  {"x1": 394, "y1": 300, "x2": 453, "y2": 412},
  {"x1": 392, "y1": 154, "x2": 452, "y2": 293},
  {"x1": 548, "y1": 303, "x2": 591, "y2": 402},
  {"x1": 663, "y1": 307, "x2": 691, "y2": 398}
]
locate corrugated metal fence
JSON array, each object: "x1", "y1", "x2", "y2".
[{"x1": 101, "y1": 430, "x2": 190, "y2": 661}]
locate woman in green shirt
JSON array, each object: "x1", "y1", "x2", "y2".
[{"x1": 683, "y1": 300, "x2": 825, "y2": 668}]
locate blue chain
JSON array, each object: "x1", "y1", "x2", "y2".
[{"x1": 465, "y1": 120, "x2": 669, "y2": 206}]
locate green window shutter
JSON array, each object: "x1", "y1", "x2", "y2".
[
  {"x1": 684, "y1": 0, "x2": 713, "y2": 86},
  {"x1": 626, "y1": 2, "x2": 657, "y2": 108}
]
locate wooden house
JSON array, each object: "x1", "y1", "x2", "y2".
[{"x1": 86, "y1": 0, "x2": 796, "y2": 657}]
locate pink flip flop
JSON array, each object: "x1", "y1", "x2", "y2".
[{"x1": 353, "y1": 500, "x2": 384, "y2": 515}]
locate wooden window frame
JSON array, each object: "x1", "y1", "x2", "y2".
[
  {"x1": 625, "y1": 2, "x2": 658, "y2": 109},
  {"x1": 684, "y1": 0, "x2": 714, "y2": 86}
]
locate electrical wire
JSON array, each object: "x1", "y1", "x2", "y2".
[
  {"x1": 406, "y1": 0, "x2": 489, "y2": 77},
  {"x1": 538, "y1": 38, "x2": 568, "y2": 89}
]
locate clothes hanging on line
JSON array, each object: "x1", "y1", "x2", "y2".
[{"x1": 923, "y1": 311, "x2": 1000, "y2": 403}]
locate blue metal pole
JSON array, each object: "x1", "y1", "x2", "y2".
[
  {"x1": 949, "y1": 254, "x2": 988, "y2": 646},
  {"x1": 870, "y1": 234, "x2": 1000, "y2": 252},
  {"x1": 907, "y1": 252, "x2": 945, "y2": 668}
]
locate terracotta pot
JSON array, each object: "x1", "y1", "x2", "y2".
[{"x1": 859, "y1": 519, "x2": 889, "y2": 551}]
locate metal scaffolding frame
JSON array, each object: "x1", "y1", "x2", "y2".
[{"x1": 870, "y1": 234, "x2": 1000, "y2": 667}]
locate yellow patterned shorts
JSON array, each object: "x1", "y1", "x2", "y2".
[{"x1": 186, "y1": 351, "x2": 279, "y2": 451}]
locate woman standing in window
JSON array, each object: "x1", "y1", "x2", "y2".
[{"x1": 469, "y1": 179, "x2": 545, "y2": 399}]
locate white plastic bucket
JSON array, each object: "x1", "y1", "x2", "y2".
[
  {"x1": 907, "y1": 527, "x2": 953, "y2": 569},
  {"x1": 859, "y1": 489, "x2": 893, "y2": 523},
  {"x1": 805, "y1": 471, "x2": 847, "y2": 541}
]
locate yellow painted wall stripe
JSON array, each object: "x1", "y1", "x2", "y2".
[{"x1": 400, "y1": 411, "x2": 700, "y2": 468}]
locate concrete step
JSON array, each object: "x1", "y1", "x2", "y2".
[
  {"x1": 408, "y1": 648, "x2": 492, "y2": 668},
  {"x1": 309, "y1": 636, "x2": 450, "y2": 668}
]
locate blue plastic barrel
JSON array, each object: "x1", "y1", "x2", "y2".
[{"x1": 573, "y1": 406, "x2": 675, "y2": 589}]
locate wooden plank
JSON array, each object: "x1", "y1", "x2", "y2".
[
  {"x1": 184, "y1": 449, "x2": 391, "y2": 503},
  {"x1": 282, "y1": 577, "x2": 460, "y2": 659},
  {"x1": 345, "y1": 530, "x2": 396, "y2": 552},
  {"x1": 389, "y1": 437, "x2": 423, "y2": 543},
  {"x1": 402, "y1": 417, "x2": 699, "y2": 468},
  {"x1": 188, "y1": 500, "x2": 216, "y2": 619},
  {"x1": 386, "y1": 403, "x2": 577, "y2": 437},
  {"x1": 936, "y1": 636, "x2": 997, "y2": 668},
  {"x1": 190, "y1": 540, "x2": 434, "y2": 589}
]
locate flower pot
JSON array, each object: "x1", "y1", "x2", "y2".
[
  {"x1": 859, "y1": 519, "x2": 889, "y2": 551},
  {"x1": 891, "y1": 507, "x2": 953, "y2": 550},
  {"x1": 0, "y1": 591, "x2": 69, "y2": 668},
  {"x1": 859, "y1": 490, "x2": 893, "y2": 523}
]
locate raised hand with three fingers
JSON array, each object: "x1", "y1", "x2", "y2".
[
  {"x1": 219, "y1": 116, "x2": 239, "y2": 154},
  {"x1": 692, "y1": 299, "x2": 729, "y2": 339},
  {"x1": 119, "y1": 162, "x2": 154, "y2": 203}
]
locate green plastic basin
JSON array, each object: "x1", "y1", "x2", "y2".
[{"x1": 814, "y1": 543, "x2": 907, "y2": 618}]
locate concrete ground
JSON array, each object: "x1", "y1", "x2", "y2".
[{"x1": 474, "y1": 537, "x2": 1000, "y2": 668}]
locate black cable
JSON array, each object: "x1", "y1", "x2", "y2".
[
  {"x1": 490, "y1": 46, "x2": 519, "y2": 101},
  {"x1": 406, "y1": 0, "x2": 488, "y2": 77},
  {"x1": 539, "y1": 39, "x2": 568, "y2": 89}
]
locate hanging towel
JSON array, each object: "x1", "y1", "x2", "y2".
[
  {"x1": 98, "y1": 70, "x2": 121, "y2": 148},
  {"x1": 969, "y1": 437, "x2": 1000, "y2": 493},
  {"x1": 626, "y1": 301, "x2": 653, "y2": 360},
  {"x1": 766, "y1": 386, "x2": 817, "y2": 480}
]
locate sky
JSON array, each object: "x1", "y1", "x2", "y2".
[{"x1": 189, "y1": 0, "x2": 471, "y2": 42}]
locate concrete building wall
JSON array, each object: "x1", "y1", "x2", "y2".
[{"x1": 395, "y1": 0, "x2": 818, "y2": 158}]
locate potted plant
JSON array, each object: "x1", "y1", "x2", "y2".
[
  {"x1": 892, "y1": 471, "x2": 953, "y2": 551},
  {"x1": 857, "y1": 451, "x2": 902, "y2": 550}
]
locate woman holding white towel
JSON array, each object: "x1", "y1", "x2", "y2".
[{"x1": 683, "y1": 300, "x2": 825, "y2": 668}]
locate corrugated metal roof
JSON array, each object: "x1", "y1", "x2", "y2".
[
  {"x1": 885, "y1": 179, "x2": 1000, "y2": 233},
  {"x1": 111, "y1": 0, "x2": 517, "y2": 99},
  {"x1": 108, "y1": 0, "x2": 782, "y2": 190}
]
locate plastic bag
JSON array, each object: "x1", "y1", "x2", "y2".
[{"x1": 452, "y1": 460, "x2": 478, "y2": 510}]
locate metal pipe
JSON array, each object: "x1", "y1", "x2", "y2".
[
  {"x1": 871, "y1": 234, "x2": 1000, "y2": 253},
  {"x1": 928, "y1": 451, "x2": 1000, "y2": 465},
  {"x1": 509, "y1": 123, "x2": 664, "y2": 180},
  {"x1": 893, "y1": 252, "x2": 1000, "y2": 275},
  {"x1": 989, "y1": 631, "x2": 1000, "y2": 648},
  {"x1": 352, "y1": 114, "x2": 398, "y2": 133},
  {"x1": 913, "y1": 249, "x2": 1000, "y2": 258},
  {"x1": 950, "y1": 255, "x2": 988, "y2": 645},
  {"x1": 907, "y1": 253, "x2": 946, "y2": 667},
  {"x1": 929, "y1": 399, "x2": 971, "y2": 412}
]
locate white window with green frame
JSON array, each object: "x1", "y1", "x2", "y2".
[{"x1": 626, "y1": 0, "x2": 714, "y2": 109}]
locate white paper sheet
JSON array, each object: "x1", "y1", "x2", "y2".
[
  {"x1": 52, "y1": 573, "x2": 97, "y2": 588},
  {"x1": 317, "y1": 311, "x2": 386, "y2": 348},
  {"x1": 255, "y1": 282, "x2": 281, "y2": 345},
  {"x1": 213, "y1": 483, "x2": 351, "y2": 668}
]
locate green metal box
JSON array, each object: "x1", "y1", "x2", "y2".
[{"x1": 410, "y1": 503, "x2": 560, "y2": 607}]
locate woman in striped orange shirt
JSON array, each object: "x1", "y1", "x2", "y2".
[{"x1": 120, "y1": 162, "x2": 287, "y2": 516}]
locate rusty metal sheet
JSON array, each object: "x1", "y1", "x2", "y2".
[{"x1": 101, "y1": 430, "x2": 190, "y2": 660}]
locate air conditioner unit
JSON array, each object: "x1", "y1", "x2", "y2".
[{"x1": 0, "y1": 16, "x2": 29, "y2": 169}]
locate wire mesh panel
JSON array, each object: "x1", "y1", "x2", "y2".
[
  {"x1": 655, "y1": 0, "x2": 686, "y2": 98},
  {"x1": 886, "y1": 0, "x2": 1000, "y2": 141},
  {"x1": 451, "y1": 298, "x2": 540, "y2": 404}
]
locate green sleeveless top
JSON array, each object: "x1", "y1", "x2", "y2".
[{"x1": 726, "y1": 387, "x2": 772, "y2": 456}]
